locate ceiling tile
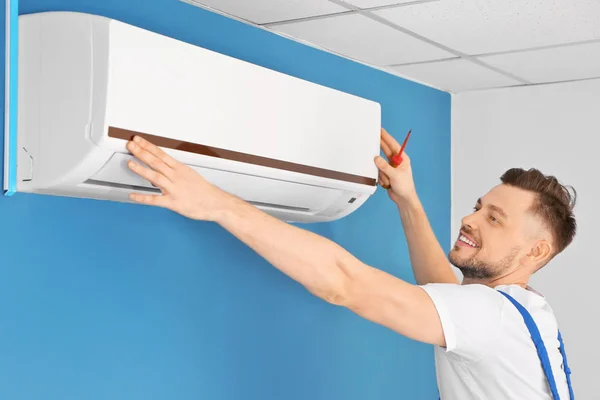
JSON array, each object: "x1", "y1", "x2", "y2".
[
  {"x1": 340, "y1": 0, "x2": 423, "y2": 9},
  {"x1": 375, "y1": 0, "x2": 600, "y2": 55},
  {"x1": 479, "y1": 42, "x2": 600, "y2": 84},
  {"x1": 390, "y1": 59, "x2": 522, "y2": 92},
  {"x1": 272, "y1": 13, "x2": 454, "y2": 65},
  {"x1": 186, "y1": 0, "x2": 347, "y2": 25}
]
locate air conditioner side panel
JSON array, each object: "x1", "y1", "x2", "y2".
[
  {"x1": 16, "y1": 12, "x2": 113, "y2": 193},
  {"x1": 15, "y1": 14, "x2": 42, "y2": 190}
]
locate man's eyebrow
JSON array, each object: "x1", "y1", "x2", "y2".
[
  {"x1": 477, "y1": 198, "x2": 508, "y2": 218},
  {"x1": 489, "y1": 204, "x2": 508, "y2": 218}
]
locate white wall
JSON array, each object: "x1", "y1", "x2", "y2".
[{"x1": 452, "y1": 78, "x2": 600, "y2": 397}]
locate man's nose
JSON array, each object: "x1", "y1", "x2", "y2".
[{"x1": 461, "y1": 213, "x2": 478, "y2": 231}]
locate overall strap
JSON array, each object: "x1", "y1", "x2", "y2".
[
  {"x1": 498, "y1": 290, "x2": 567, "y2": 400},
  {"x1": 558, "y1": 331, "x2": 575, "y2": 399}
]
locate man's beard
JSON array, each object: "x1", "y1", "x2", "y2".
[{"x1": 449, "y1": 246, "x2": 520, "y2": 280}]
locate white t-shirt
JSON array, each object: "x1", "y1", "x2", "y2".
[{"x1": 421, "y1": 283, "x2": 569, "y2": 400}]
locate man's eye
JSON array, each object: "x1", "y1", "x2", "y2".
[{"x1": 489, "y1": 215, "x2": 498, "y2": 223}]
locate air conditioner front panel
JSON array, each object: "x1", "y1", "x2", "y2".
[{"x1": 96, "y1": 18, "x2": 380, "y2": 181}]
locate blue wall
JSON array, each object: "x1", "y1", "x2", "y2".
[{"x1": 0, "y1": 1, "x2": 451, "y2": 399}]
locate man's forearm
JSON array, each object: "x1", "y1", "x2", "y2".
[
  {"x1": 214, "y1": 195, "x2": 365, "y2": 305},
  {"x1": 397, "y1": 194, "x2": 459, "y2": 285}
]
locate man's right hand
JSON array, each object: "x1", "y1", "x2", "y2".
[
  {"x1": 375, "y1": 128, "x2": 459, "y2": 285},
  {"x1": 374, "y1": 128, "x2": 418, "y2": 205}
]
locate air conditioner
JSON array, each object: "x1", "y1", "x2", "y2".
[{"x1": 9, "y1": 12, "x2": 381, "y2": 223}]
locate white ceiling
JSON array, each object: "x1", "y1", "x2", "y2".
[
  {"x1": 183, "y1": 0, "x2": 600, "y2": 93},
  {"x1": 273, "y1": 13, "x2": 454, "y2": 65}
]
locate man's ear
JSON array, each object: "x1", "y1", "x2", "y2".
[{"x1": 526, "y1": 240, "x2": 553, "y2": 269}]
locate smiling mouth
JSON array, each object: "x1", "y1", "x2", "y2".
[{"x1": 457, "y1": 233, "x2": 479, "y2": 248}]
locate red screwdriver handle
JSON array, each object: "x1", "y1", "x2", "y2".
[{"x1": 390, "y1": 129, "x2": 411, "y2": 167}]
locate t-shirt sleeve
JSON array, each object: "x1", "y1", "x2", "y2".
[{"x1": 421, "y1": 283, "x2": 506, "y2": 362}]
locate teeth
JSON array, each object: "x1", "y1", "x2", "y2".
[{"x1": 459, "y1": 235, "x2": 478, "y2": 248}]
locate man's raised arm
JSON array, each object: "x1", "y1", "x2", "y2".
[
  {"x1": 125, "y1": 135, "x2": 445, "y2": 347},
  {"x1": 376, "y1": 128, "x2": 458, "y2": 285}
]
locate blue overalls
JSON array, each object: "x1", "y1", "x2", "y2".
[
  {"x1": 498, "y1": 291, "x2": 575, "y2": 399},
  {"x1": 439, "y1": 290, "x2": 575, "y2": 399}
]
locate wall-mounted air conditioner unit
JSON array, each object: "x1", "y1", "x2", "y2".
[{"x1": 8, "y1": 12, "x2": 381, "y2": 223}]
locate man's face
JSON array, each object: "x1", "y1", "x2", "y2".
[{"x1": 449, "y1": 184, "x2": 546, "y2": 280}]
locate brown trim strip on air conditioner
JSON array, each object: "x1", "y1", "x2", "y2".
[{"x1": 108, "y1": 127, "x2": 377, "y2": 186}]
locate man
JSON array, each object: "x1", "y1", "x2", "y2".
[{"x1": 125, "y1": 128, "x2": 575, "y2": 399}]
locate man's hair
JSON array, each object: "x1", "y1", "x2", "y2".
[{"x1": 500, "y1": 168, "x2": 577, "y2": 256}]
